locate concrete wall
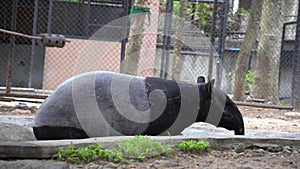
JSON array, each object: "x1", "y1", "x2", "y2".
[
  {"x1": 42, "y1": 0, "x2": 160, "y2": 90},
  {"x1": 43, "y1": 40, "x2": 122, "y2": 90},
  {"x1": 0, "y1": 43, "x2": 45, "y2": 89}
]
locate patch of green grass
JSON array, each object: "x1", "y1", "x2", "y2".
[
  {"x1": 177, "y1": 140, "x2": 210, "y2": 153},
  {"x1": 280, "y1": 101, "x2": 288, "y2": 106},
  {"x1": 53, "y1": 137, "x2": 211, "y2": 164},
  {"x1": 52, "y1": 143, "x2": 124, "y2": 164},
  {"x1": 112, "y1": 135, "x2": 173, "y2": 161},
  {"x1": 52, "y1": 136, "x2": 174, "y2": 163}
]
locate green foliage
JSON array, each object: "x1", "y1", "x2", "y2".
[
  {"x1": 189, "y1": 3, "x2": 212, "y2": 29},
  {"x1": 161, "y1": 0, "x2": 180, "y2": 16},
  {"x1": 52, "y1": 143, "x2": 124, "y2": 164},
  {"x1": 227, "y1": 71, "x2": 235, "y2": 82},
  {"x1": 245, "y1": 70, "x2": 254, "y2": 91},
  {"x1": 280, "y1": 101, "x2": 288, "y2": 106},
  {"x1": 177, "y1": 140, "x2": 210, "y2": 153},
  {"x1": 53, "y1": 137, "x2": 212, "y2": 164},
  {"x1": 112, "y1": 135, "x2": 173, "y2": 161},
  {"x1": 173, "y1": 1, "x2": 181, "y2": 16},
  {"x1": 162, "y1": 0, "x2": 212, "y2": 30},
  {"x1": 227, "y1": 70, "x2": 255, "y2": 92},
  {"x1": 160, "y1": 0, "x2": 241, "y2": 37},
  {"x1": 240, "y1": 8, "x2": 251, "y2": 15},
  {"x1": 53, "y1": 136, "x2": 173, "y2": 163}
]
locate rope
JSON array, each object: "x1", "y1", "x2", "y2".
[
  {"x1": 0, "y1": 28, "x2": 42, "y2": 40},
  {"x1": 0, "y1": 28, "x2": 70, "y2": 42}
]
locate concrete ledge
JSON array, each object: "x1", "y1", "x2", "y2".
[{"x1": 0, "y1": 136, "x2": 300, "y2": 159}]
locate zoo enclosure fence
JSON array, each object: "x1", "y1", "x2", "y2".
[{"x1": 0, "y1": 0, "x2": 300, "y2": 109}]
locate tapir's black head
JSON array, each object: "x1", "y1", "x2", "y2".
[
  {"x1": 217, "y1": 96, "x2": 245, "y2": 135},
  {"x1": 196, "y1": 79, "x2": 214, "y2": 122},
  {"x1": 196, "y1": 76, "x2": 245, "y2": 135}
]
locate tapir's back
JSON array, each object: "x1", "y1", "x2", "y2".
[{"x1": 33, "y1": 71, "x2": 207, "y2": 140}]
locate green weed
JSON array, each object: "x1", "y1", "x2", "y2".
[
  {"x1": 52, "y1": 143, "x2": 123, "y2": 164},
  {"x1": 112, "y1": 135, "x2": 173, "y2": 162},
  {"x1": 53, "y1": 137, "x2": 211, "y2": 164},
  {"x1": 177, "y1": 140, "x2": 210, "y2": 153},
  {"x1": 280, "y1": 101, "x2": 288, "y2": 106},
  {"x1": 52, "y1": 136, "x2": 174, "y2": 163}
]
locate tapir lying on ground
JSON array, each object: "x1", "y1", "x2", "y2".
[{"x1": 33, "y1": 71, "x2": 244, "y2": 140}]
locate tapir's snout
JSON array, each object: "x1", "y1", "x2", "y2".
[{"x1": 217, "y1": 96, "x2": 245, "y2": 135}]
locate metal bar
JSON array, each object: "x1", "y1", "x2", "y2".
[
  {"x1": 160, "y1": 0, "x2": 171, "y2": 78},
  {"x1": 28, "y1": 0, "x2": 39, "y2": 88},
  {"x1": 85, "y1": 0, "x2": 91, "y2": 37},
  {"x1": 120, "y1": 39, "x2": 126, "y2": 73},
  {"x1": 0, "y1": 1, "x2": 6, "y2": 40},
  {"x1": 164, "y1": 0, "x2": 174, "y2": 79},
  {"x1": 170, "y1": 51, "x2": 219, "y2": 57},
  {"x1": 226, "y1": 31, "x2": 246, "y2": 35},
  {"x1": 208, "y1": 0, "x2": 218, "y2": 81},
  {"x1": 215, "y1": 0, "x2": 229, "y2": 89},
  {"x1": 0, "y1": 93, "x2": 49, "y2": 100},
  {"x1": 6, "y1": 0, "x2": 18, "y2": 95},
  {"x1": 234, "y1": 101, "x2": 293, "y2": 110},
  {"x1": 156, "y1": 43, "x2": 218, "y2": 50},
  {"x1": 284, "y1": 21, "x2": 297, "y2": 26},
  {"x1": 279, "y1": 23, "x2": 287, "y2": 99},
  {"x1": 292, "y1": 1, "x2": 300, "y2": 110},
  {"x1": 119, "y1": 0, "x2": 131, "y2": 73},
  {"x1": 47, "y1": 0, "x2": 53, "y2": 33},
  {"x1": 191, "y1": 3, "x2": 196, "y2": 21}
]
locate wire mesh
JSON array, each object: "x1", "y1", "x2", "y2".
[{"x1": 0, "y1": 0, "x2": 299, "y2": 107}]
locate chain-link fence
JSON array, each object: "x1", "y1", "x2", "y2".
[
  {"x1": 1, "y1": 0, "x2": 132, "y2": 92},
  {"x1": 155, "y1": 0, "x2": 300, "y2": 107},
  {"x1": 1, "y1": 0, "x2": 300, "y2": 108},
  {"x1": 222, "y1": 0, "x2": 299, "y2": 107}
]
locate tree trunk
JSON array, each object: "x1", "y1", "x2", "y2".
[
  {"x1": 172, "y1": 0, "x2": 187, "y2": 80},
  {"x1": 233, "y1": 0, "x2": 263, "y2": 101},
  {"x1": 284, "y1": 0, "x2": 298, "y2": 40},
  {"x1": 252, "y1": 0, "x2": 286, "y2": 104},
  {"x1": 124, "y1": 0, "x2": 148, "y2": 75}
]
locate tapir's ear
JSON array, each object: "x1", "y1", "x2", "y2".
[
  {"x1": 197, "y1": 76, "x2": 205, "y2": 83},
  {"x1": 207, "y1": 79, "x2": 215, "y2": 94},
  {"x1": 210, "y1": 79, "x2": 215, "y2": 87}
]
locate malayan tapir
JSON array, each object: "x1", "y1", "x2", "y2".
[{"x1": 33, "y1": 71, "x2": 244, "y2": 140}]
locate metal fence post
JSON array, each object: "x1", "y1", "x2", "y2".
[
  {"x1": 208, "y1": 0, "x2": 218, "y2": 81},
  {"x1": 120, "y1": 40, "x2": 126, "y2": 73},
  {"x1": 47, "y1": 0, "x2": 53, "y2": 33},
  {"x1": 216, "y1": 0, "x2": 229, "y2": 89},
  {"x1": 28, "y1": 0, "x2": 39, "y2": 88},
  {"x1": 292, "y1": 1, "x2": 300, "y2": 111},
  {"x1": 160, "y1": 0, "x2": 173, "y2": 79},
  {"x1": 120, "y1": 0, "x2": 131, "y2": 73},
  {"x1": 163, "y1": 0, "x2": 174, "y2": 80},
  {"x1": 6, "y1": 0, "x2": 18, "y2": 94}
]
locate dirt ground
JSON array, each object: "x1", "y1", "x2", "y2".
[
  {"x1": 0, "y1": 104, "x2": 300, "y2": 168},
  {"x1": 239, "y1": 106, "x2": 300, "y2": 134},
  {"x1": 1, "y1": 104, "x2": 299, "y2": 134},
  {"x1": 70, "y1": 146, "x2": 300, "y2": 169},
  {"x1": 68, "y1": 106, "x2": 300, "y2": 169}
]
